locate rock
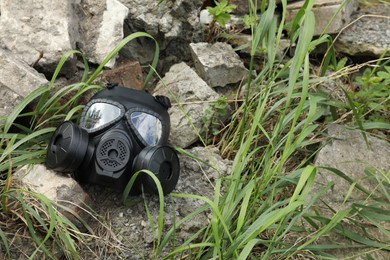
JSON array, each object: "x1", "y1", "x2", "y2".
[
  {"x1": 153, "y1": 62, "x2": 220, "y2": 148},
  {"x1": 0, "y1": 49, "x2": 48, "y2": 121},
  {"x1": 0, "y1": 88, "x2": 20, "y2": 122},
  {"x1": 313, "y1": 124, "x2": 390, "y2": 211},
  {"x1": 286, "y1": 0, "x2": 359, "y2": 36},
  {"x1": 0, "y1": 0, "x2": 129, "y2": 74},
  {"x1": 78, "y1": 0, "x2": 129, "y2": 68},
  {"x1": 119, "y1": 0, "x2": 205, "y2": 65},
  {"x1": 14, "y1": 164, "x2": 92, "y2": 229},
  {"x1": 0, "y1": 0, "x2": 79, "y2": 74},
  {"x1": 173, "y1": 146, "x2": 231, "y2": 240},
  {"x1": 311, "y1": 124, "x2": 390, "y2": 259},
  {"x1": 190, "y1": 42, "x2": 248, "y2": 88},
  {"x1": 200, "y1": 9, "x2": 213, "y2": 25},
  {"x1": 102, "y1": 60, "x2": 144, "y2": 90},
  {"x1": 335, "y1": 3, "x2": 390, "y2": 57}
]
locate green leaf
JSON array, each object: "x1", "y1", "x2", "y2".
[
  {"x1": 2, "y1": 86, "x2": 48, "y2": 135},
  {"x1": 0, "y1": 227, "x2": 10, "y2": 256}
]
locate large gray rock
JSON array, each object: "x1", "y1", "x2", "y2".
[
  {"x1": 311, "y1": 124, "x2": 390, "y2": 259},
  {"x1": 0, "y1": 0, "x2": 129, "y2": 75},
  {"x1": 0, "y1": 0, "x2": 79, "y2": 74},
  {"x1": 313, "y1": 124, "x2": 390, "y2": 210},
  {"x1": 14, "y1": 164, "x2": 92, "y2": 229},
  {"x1": 178, "y1": 146, "x2": 232, "y2": 194},
  {"x1": 190, "y1": 42, "x2": 248, "y2": 88},
  {"x1": 118, "y1": 0, "x2": 204, "y2": 65},
  {"x1": 78, "y1": 0, "x2": 129, "y2": 68},
  {"x1": 0, "y1": 49, "x2": 48, "y2": 120},
  {"x1": 153, "y1": 62, "x2": 220, "y2": 148},
  {"x1": 335, "y1": 4, "x2": 390, "y2": 57},
  {"x1": 286, "y1": 0, "x2": 359, "y2": 36}
]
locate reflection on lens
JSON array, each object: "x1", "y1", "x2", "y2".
[
  {"x1": 83, "y1": 103, "x2": 122, "y2": 130},
  {"x1": 130, "y1": 112, "x2": 162, "y2": 145}
]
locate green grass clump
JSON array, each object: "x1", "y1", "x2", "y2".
[{"x1": 0, "y1": 32, "x2": 159, "y2": 258}]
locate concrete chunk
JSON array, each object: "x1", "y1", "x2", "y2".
[
  {"x1": 311, "y1": 124, "x2": 390, "y2": 258},
  {"x1": 0, "y1": 0, "x2": 79, "y2": 73},
  {"x1": 90, "y1": 0, "x2": 129, "y2": 67},
  {"x1": 190, "y1": 42, "x2": 248, "y2": 88},
  {"x1": 286, "y1": 0, "x2": 359, "y2": 36},
  {"x1": 313, "y1": 124, "x2": 390, "y2": 211},
  {"x1": 14, "y1": 165, "x2": 92, "y2": 229}
]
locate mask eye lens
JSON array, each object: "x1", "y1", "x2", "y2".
[
  {"x1": 130, "y1": 112, "x2": 162, "y2": 145},
  {"x1": 83, "y1": 103, "x2": 122, "y2": 131}
]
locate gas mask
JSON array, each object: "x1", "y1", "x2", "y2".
[{"x1": 45, "y1": 84, "x2": 180, "y2": 195}]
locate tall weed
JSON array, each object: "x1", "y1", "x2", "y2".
[{"x1": 157, "y1": 0, "x2": 390, "y2": 258}]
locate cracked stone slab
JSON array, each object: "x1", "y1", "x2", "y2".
[
  {"x1": 313, "y1": 124, "x2": 390, "y2": 211},
  {"x1": 14, "y1": 164, "x2": 92, "y2": 229},
  {"x1": 0, "y1": 0, "x2": 79, "y2": 74},
  {"x1": 87, "y1": 0, "x2": 129, "y2": 67},
  {"x1": 309, "y1": 124, "x2": 390, "y2": 259}
]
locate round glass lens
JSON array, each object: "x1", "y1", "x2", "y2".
[
  {"x1": 130, "y1": 112, "x2": 162, "y2": 145},
  {"x1": 83, "y1": 103, "x2": 122, "y2": 131}
]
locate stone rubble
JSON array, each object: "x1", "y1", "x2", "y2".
[
  {"x1": 153, "y1": 62, "x2": 221, "y2": 148},
  {"x1": 190, "y1": 42, "x2": 248, "y2": 88},
  {"x1": 86, "y1": 0, "x2": 129, "y2": 68},
  {"x1": 118, "y1": 0, "x2": 205, "y2": 65},
  {"x1": 0, "y1": 0, "x2": 80, "y2": 74},
  {"x1": 314, "y1": 124, "x2": 390, "y2": 212},
  {"x1": 102, "y1": 60, "x2": 144, "y2": 90},
  {"x1": 312, "y1": 124, "x2": 390, "y2": 259},
  {"x1": 335, "y1": 3, "x2": 390, "y2": 57},
  {"x1": 14, "y1": 165, "x2": 92, "y2": 230}
]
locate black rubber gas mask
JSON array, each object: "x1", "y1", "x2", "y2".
[{"x1": 45, "y1": 84, "x2": 180, "y2": 195}]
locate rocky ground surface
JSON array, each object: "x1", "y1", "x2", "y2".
[{"x1": 1, "y1": 0, "x2": 390, "y2": 258}]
